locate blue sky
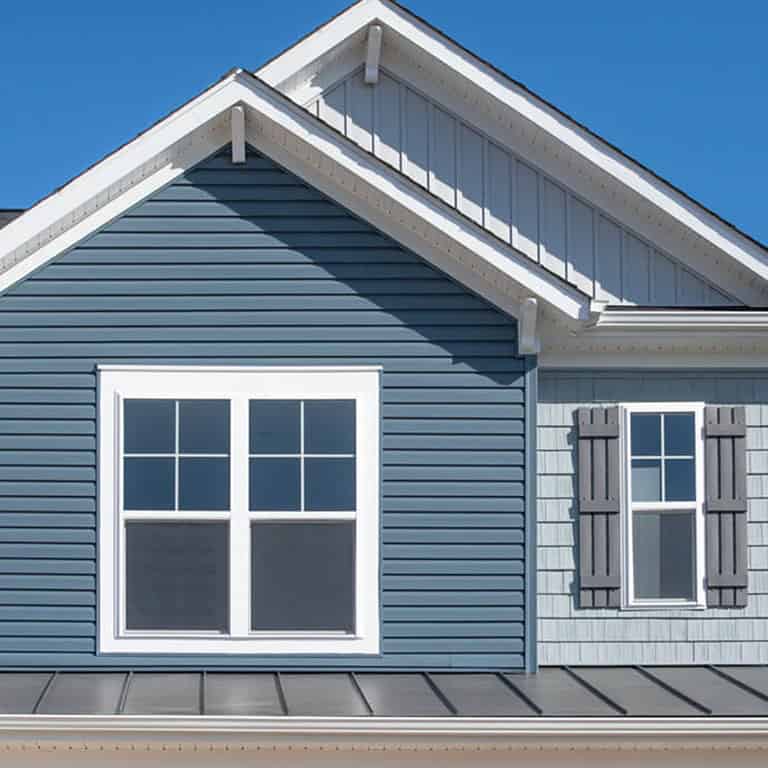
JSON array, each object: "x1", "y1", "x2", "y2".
[{"x1": 2, "y1": 0, "x2": 766, "y2": 244}]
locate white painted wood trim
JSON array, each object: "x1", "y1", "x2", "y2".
[
  {"x1": 98, "y1": 365, "x2": 381, "y2": 655},
  {"x1": 257, "y1": 0, "x2": 768, "y2": 287},
  {"x1": 364, "y1": 24, "x2": 383, "y2": 84},
  {"x1": 231, "y1": 104, "x2": 246, "y2": 163}
]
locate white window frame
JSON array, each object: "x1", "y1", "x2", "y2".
[
  {"x1": 621, "y1": 402, "x2": 706, "y2": 610},
  {"x1": 98, "y1": 365, "x2": 381, "y2": 654}
]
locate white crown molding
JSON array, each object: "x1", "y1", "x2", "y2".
[{"x1": 257, "y1": 0, "x2": 768, "y2": 306}]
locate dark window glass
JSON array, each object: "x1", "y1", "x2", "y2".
[
  {"x1": 304, "y1": 457, "x2": 356, "y2": 511},
  {"x1": 249, "y1": 457, "x2": 300, "y2": 511},
  {"x1": 124, "y1": 457, "x2": 174, "y2": 510},
  {"x1": 124, "y1": 399, "x2": 175, "y2": 454},
  {"x1": 249, "y1": 400, "x2": 301, "y2": 454},
  {"x1": 304, "y1": 400, "x2": 356, "y2": 454},
  {"x1": 665, "y1": 458, "x2": 696, "y2": 501},
  {"x1": 631, "y1": 413, "x2": 661, "y2": 457},
  {"x1": 631, "y1": 459, "x2": 661, "y2": 502},
  {"x1": 179, "y1": 457, "x2": 230, "y2": 511},
  {"x1": 179, "y1": 400, "x2": 230, "y2": 454},
  {"x1": 633, "y1": 511, "x2": 695, "y2": 600},
  {"x1": 125, "y1": 522, "x2": 228, "y2": 631},
  {"x1": 251, "y1": 522, "x2": 355, "y2": 631},
  {"x1": 664, "y1": 412, "x2": 695, "y2": 456}
]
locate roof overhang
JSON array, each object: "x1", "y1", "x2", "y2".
[
  {"x1": 0, "y1": 69, "x2": 589, "y2": 326},
  {"x1": 258, "y1": 0, "x2": 768, "y2": 307}
]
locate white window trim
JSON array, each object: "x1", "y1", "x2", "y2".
[
  {"x1": 98, "y1": 365, "x2": 381, "y2": 655},
  {"x1": 620, "y1": 402, "x2": 706, "y2": 610}
]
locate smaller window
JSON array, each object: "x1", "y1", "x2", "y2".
[{"x1": 623, "y1": 404, "x2": 705, "y2": 609}]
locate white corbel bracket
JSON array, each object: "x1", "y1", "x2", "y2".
[
  {"x1": 231, "y1": 105, "x2": 246, "y2": 164},
  {"x1": 519, "y1": 296, "x2": 540, "y2": 355},
  {"x1": 364, "y1": 25, "x2": 383, "y2": 84}
]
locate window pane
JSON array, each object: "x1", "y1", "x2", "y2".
[
  {"x1": 631, "y1": 459, "x2": 661, "y2": 502},
  {"x1": 304, "y1": 400, "x2": 356, "y2": 454},
  {"x1": 249, "y1": 457, "x2": 300, "y2": 511},
  {"x1": 665, "y1": 458, "x2": 695, "y2": 501},
  {"x1": 124, "y1": 457, "x2": 174, "y2": 510},
  {"x1": 125, "y1": 522, "x2": 228, "y2": 631},
  {"x1": 179, "y1": 457, "x2": 229, "y2": 511},
  {"x1": 251, "y1": 522, "x2": 355, "y2": 632},
  {"x1": 124, "y1": 399, "x2": 175, "y2": 454},
  {"x1": 664, "y1": 413, "x2": 695, "y2": 456},
  {"x1": 249, "y1": 400, "x2": 300, "y2": 454},
  {"x1": 631, "y1": 413, "x2": 661, "y2": 456},
  {"x1": 179, "y1": 400, "x2": 230, "y2": 454},
  {"x1": 305, "y1": 457, "x2": 356, "y2": 511},
  {"x1": 633, "y1": 511, "x2": 695, "y2": 600}
]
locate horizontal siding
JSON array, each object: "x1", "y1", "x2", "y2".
[
  {"x1": 538, "y1": 370, "x2": 768, "y2": 666},
  {"x1": 311, "y1": 67, "x2": 737, "y2": 308},
  {"x1": 0, "y1": 146, "x2": 526, "y2": 670}
]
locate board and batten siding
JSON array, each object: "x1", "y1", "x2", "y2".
[
  {"x1": 0, "y1": 146, "x2": 528, "y2": 670},
  {"x1": 309, "y1": 67, "x2": 736, "y2": 308},
  {"x1": 538, "y1": 370, "x2": 768, "y2": 665}
]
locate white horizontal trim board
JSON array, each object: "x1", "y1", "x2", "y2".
[
  {"x1": 257, "y1": 0, "x2": 768, "y2": 289},
  {"x1": 98, "y1": 365, "x2": 381, "y2": 654}
]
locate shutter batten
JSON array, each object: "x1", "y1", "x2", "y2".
[
  {"x1": 705, "y1": 405, "x2": 748, "y2": 608},
  {"x1": 577, "y1": 407, "x2": 621, "y2": 608}
]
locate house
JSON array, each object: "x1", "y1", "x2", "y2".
[{"x1": 0, "y1": 0, "x2": 767, "y2": 763}]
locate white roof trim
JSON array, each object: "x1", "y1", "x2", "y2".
[
  {"x1": 591, "y1": 308, "x2": 768, "y2": 331},
  {"x1": 0, "y1": 71, "x2": 589, "y2": 323},
  {"x1": 257, "y1": 0, "x2": 768, "y2": 288}
]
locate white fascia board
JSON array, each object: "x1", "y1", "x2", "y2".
[
  {"x1": 0, "y1": 71, "x2": 588, "y2": 323},
  {"x1": 257, "y1": 0, "x2": 768, "y2": 286},
  {"x1": 592, "y1": 308, "x2": 768, "y2": 331}
]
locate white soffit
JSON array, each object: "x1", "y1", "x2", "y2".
[
  {"x1": 257, "y1": 0, "x2": 768, "y2": 305},
  {"x1": 0, "y1": 71, "x2": 589, "y2": 324}
]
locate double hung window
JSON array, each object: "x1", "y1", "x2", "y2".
[
  {"x1": 98, "y1": 366, "x2": 380, "y2": 654},
  {"x1": 623, "y1": 403, "x2": 705, "y2": 608}
]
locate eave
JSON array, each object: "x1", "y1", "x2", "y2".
[{"x1": 257, "y1": 0, "x2": 768, "y2": 306}]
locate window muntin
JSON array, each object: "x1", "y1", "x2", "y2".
[
  {"x1": 623, "y1": 404, "x2": 705, "y2": 609},
  {"x1": 99, "y1": 366, "x2": 381, "y2": 654}
]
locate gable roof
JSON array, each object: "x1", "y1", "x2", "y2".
[{"x1": 258, "y1": 0, "x2": 768, "y2": 306}]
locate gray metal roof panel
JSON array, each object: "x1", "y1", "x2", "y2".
[
  {"x1": 204, "y1": 673, "x2": 283, "y2": 716},
  {"x1": 356, "y1": 673, "x2": 451, "y2": 716},
  {"x1": 574, "y1": 667, "x2": 702, "y2": 717},
  {"x1": 508, "y1": 669, "x2": 619, "y2": 716},
  {"x1": 645, "y1": 667, "x2": 768, "y2": 716},
  {"x1": 279, "y1": 673, "x2": 369, "y2": 716},
  {"x1": 36, "y1": 672, "x2": 126, "y2": 715},
  {"x1": 122, "y1": 673, "x2": 200, "y2": 716},
  {"x1": 0, "y1": 672, "x2": 52, "y2": 714},
  {"x1": 430, "y1": 673, "x2": 538, "y2": 716}
]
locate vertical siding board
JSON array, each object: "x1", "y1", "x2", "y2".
[
  {"x1": 456, "y1": 124, "x2": 484, "y2": 225},
  {"x1": 318, "y1": 82, "x2": 346, "y2": 134},
  {"x1": 373, "y1": 73, "x2": 402, "y2": 169},
  {"x1": 485, "y1": 141, "x2": 511, "y2": 242},
  {"x1": 403, "y1": 88, "x2": 429, "y2": 187},
  {"x1": 515, "y1": 162, "x2": 540, "y2": 262},
  {"x1": 0, "y1": 146, "x2": 526, "y2": 670},
  {"x1": 429, "y1": 106, "x2": 456, "y2": 206},
  {"x1": 312, "y1": 68, "x2": 738, "y2": 307}
]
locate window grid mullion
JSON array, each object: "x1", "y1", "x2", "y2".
[
  {"x1": 300, "y1": 400, "x2": 305, "y2": 513},
  {"x1": 174, "y1": 400, "x2": 180, "y2": 512},
  {"x1": 229, "y1": 395, "x2": 250, "y2": 637}
]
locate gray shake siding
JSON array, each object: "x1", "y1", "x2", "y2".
[
  {"x1": 0, "y1": 146, "x2": 528, "y2": 670},
  {"x1": 538, "y1": 370, "x2": 768, "y2": 665}
]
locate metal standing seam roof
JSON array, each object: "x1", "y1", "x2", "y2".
[{"x1": 1, "y1": 667, "x2": 768, "y2": 718}]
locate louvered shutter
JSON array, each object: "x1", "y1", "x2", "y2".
[
  {"x1": 705, "y1": 406, "x2": 748, "y2": 608},
  {"x1": 577, "y1": 407, "x2": 621, "y2": 608}
]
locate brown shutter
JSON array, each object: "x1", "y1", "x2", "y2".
[
  {"x1": 705, "y1": 406, "x2": 748, "y2": 608},
  {"x1": 577, "y1": 407, "x2": 621, "y2": 608}
]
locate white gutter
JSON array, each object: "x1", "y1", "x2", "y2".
[{"x1": 0, "y1": 715, "x2": 767, "y2": 738}]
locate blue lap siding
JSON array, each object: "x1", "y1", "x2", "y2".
[{"x1": 0, "y1": 146, "x2": 528, "y2": 670}]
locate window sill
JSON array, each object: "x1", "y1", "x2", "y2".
[
  {"x1": 621, "y1": 601, "x2": 706, "y2": 612},
  {"x1": 98, "y1": 634, "x2": 381, "y2": 655}
]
